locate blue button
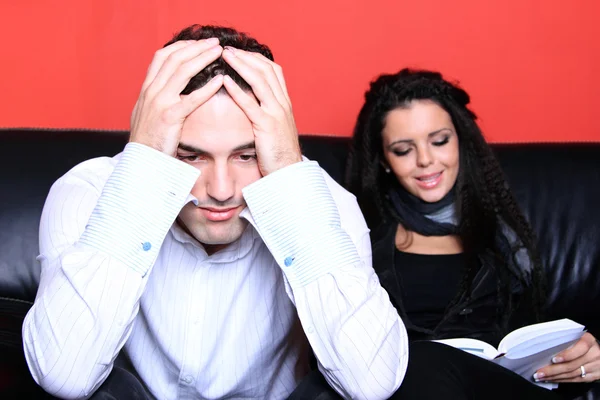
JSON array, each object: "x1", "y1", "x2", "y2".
[
  {"x1": 284, "y1": 257, "x2": 294, "y2": 267},
  {"x1": 142, "y1": 242, "x2": 152, "y2": 251}
]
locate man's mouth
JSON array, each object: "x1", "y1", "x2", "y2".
[{"x1": 199, "y1": 207, "x2": 239, "y2": 222}]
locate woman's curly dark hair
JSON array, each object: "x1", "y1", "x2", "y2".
[
  {"x1": 164, "y1": 24, "x2": 273, "y2": 95},
  {"x1": 346, "y1": 68, "x2": 545, "y2": 324}
]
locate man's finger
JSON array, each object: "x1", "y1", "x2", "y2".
[
  {"x1": 160, "y1": 45, "x2": 223, "y2": 96},
  {"x1": 222, "y1": 75, "x2": 265, "y2": 124},
  {"x1": 141, "y1": 40, "x2": 196, "y2": 92},
  {"x1": 222, "y1": 47, "x2": 280, "y2": 110},
  {"x1": 169, "y1": 74, "x2": 224, "y2": 119},
  {"x1": 249, "y1": 52, "x2": 290, "y2": 104},
  {"x1": 147, "y1": 38, "x2": 221, "y2": 96},
  {"x1": 234, "y1": 50, "x2": 290, "y2": 107}
]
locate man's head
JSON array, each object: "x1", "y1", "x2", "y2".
[
  {"x1": 168, "y1": 25, "x2": 273, "y2": 254},
  {"x1": 164, "y1": 25, "x2": 274, "y2": 94}
]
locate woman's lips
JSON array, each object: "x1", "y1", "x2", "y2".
[{"x1": 414, "y1": 171, "x2": 443, "y2": 189}]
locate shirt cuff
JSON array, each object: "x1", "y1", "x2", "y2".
[
  {"x1": 80, "y1": 143, "x2": 200, "y2": 275},
  {"x1": 242, "y1": 161, "x2": 360, "y2": 287}
]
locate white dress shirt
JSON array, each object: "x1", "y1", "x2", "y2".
[{"x1": 23, "y1": 143, "x2": 408, "y2": 400}]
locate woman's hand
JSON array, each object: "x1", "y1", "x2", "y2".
[{"x1": 534, "y1": 332, "x2": 600, "y2": 383}]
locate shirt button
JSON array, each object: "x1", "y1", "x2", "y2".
[
  {"x1": 307, "y1": 326, "x2": 314, "y2": 334},
  {"x1": 142, "y1": 242, "x2": 152, "y2": 251},
  {"x1": 284, "y1": 256, "x2": 294, "y2": 267},
  {"x1": 182, "y1": 375, "x2": 194, "y2": 385}
]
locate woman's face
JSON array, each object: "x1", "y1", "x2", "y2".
[{"x1": 381, "y1": 100, "x2": 460, "y2": 203}]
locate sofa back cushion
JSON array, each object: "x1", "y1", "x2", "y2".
[{"x1": 1, "y1": 129, "x2": 599, "y2": 337}]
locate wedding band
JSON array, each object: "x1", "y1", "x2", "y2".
[{"x1": 580, "y1": 365, "x2": 586, "y2": 378}]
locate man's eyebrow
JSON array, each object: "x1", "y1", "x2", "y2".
[
  {"x1": 178, "y1": 142, "x2": 208, "y2": 155},
  {"x1": 231, "y1": 142, "x2": 255, "y2": 152},
  {"x1": 177, "y1": 141, "x2": 256, "y2": 154}
]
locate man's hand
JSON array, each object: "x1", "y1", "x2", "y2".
[
  {"x1": 129, "y1": 38, "x2": 224, "y2": 155},
  {"x1": 534, "y1": 332, "x2": 600, "y2": 383},
  {"x1": 221, "y1": 47, "x2": 302, "y2": 176}
]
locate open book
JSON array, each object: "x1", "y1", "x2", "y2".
[{"x1": 435, "y1": 319, "x2": 585, "y2": 390}]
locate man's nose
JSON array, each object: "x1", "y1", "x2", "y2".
[{"x1": 205, "y1": 163, "x2": 235, "y2": 203}]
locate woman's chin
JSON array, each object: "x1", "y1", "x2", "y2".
[{"x1": 415, "y1": 188, "x2": 449, "y2": 204}]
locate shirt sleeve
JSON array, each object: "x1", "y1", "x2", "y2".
[
  {"x1": 22, "y1": 143, "x2": 199, "y2": 399},
  {"x1": 242, "y1": 161, "x2": 409, "y2": 400}
]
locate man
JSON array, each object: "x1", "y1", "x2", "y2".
[{"x1": 22, "y1": 25, "x2": 408, "y2": 400}]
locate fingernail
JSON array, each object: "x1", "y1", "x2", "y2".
[
  {"x1": 552, "y1": 357, "x2": 563, "y2": 363},
  {"x1": 224, "y1": 46, "x2": 236, "y2": 55},
  {"x1": 206, "y1": 38, "x2": 219, "y2": 45},
  {"x1": 533, "y1": 372, "x2": 544, "y2": 381}
]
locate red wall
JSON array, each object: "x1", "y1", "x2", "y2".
[{"x1": 1, "y1": 0, "x2": 599, "y2": 142}]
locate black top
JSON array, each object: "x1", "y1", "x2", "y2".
[
  {"x1": 394, "y1": 250, "x2": 466, "y2": 330},
  {"x1": 373, "y1": 221, "x2": 534, "y2": 347}
]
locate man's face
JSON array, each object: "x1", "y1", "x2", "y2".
[{"x1": 176, "y1": 93, "x2": 261, "y2": 254}]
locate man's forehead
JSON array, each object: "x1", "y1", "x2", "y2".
[
  {"x1": 186, "y1": 93, "x2": 249, "y2": 122},
  {"x1": 180, "y1": 93, "x2": 255, "y2": 152}
]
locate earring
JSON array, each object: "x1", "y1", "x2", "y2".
[{"x1": 385, "y1": 167, "x2": 391, "y2": 173}]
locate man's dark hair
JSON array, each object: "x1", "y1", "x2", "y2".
[{"x1": 164, "y1": 24, "x2": 274, "y2": 94}]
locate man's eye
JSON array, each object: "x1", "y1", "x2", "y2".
[
  {"x1": 237, "y1": 154, "x2": 257, "y2": 162},
  {"x1": 177, "y1": 155, "x2": 202, "y2": 162}
]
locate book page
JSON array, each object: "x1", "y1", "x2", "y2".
[
  {"x1": 498, "y1": 318, "x2": 584, "y2": 353},
  {"x1": 535, "y1": 382, "x2": 559, "y2": 390},
  {"x1": 504, "y1": 330, "x2": 584, "y2": 359},
  {"x1": 433, "y1": 338, "x2": 499, "y2": 360}
]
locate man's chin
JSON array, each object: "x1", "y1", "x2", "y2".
[
  {"x1": 196, "y1": 227, "x2": 246, "y2": 246},
  {"x1": 180, "y1": 215, "x2": 247, "y2": 238},
  {"x1": 198, "y1": 231, "x2": 245, "y2": 254}
]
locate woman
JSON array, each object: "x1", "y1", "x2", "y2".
[{"x1": 346, "y1": 68, "x2": 599, "y2": 398}]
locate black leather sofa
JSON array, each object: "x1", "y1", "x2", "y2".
[{"x1": 1, "y1": 128, "x2": 599, "y2": 399}]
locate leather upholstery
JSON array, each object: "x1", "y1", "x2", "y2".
[{"x1": 1, "y1": 129, "x2": 598, "y2": 398}]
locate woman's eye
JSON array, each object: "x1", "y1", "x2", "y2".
[
  {"x1": 392, "y1": 149, "x2": 411, "y2": 157},
  {"x1": 433, "y1": 136, "x2": 450, "y2": 146}
]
